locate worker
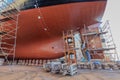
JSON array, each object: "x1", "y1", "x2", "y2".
[
  {"x1": 85, "y1": 49, "x2": 91, "y2": 62},
  {"x1": 81, "y1": 42, "x2": 87, "y2": 60}
]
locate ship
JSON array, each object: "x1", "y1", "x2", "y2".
[{"x1": 0, "y1": 0, "x2": 107, "y2": 60}]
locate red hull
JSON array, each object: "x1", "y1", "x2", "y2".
[{"x1": 10, "y1": 1, "x2": 106, "y2": 59}]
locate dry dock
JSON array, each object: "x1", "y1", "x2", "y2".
[{"x1": 0, "y1": 65, "x2": 120, "y2": 80}]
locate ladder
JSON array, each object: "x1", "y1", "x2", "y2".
[
  {"x1": 0, "y1": 0, "x2": 19, "y2": 65},
  {"x1": 63, "y1": 30, "x2": 77, "y2": 64}
]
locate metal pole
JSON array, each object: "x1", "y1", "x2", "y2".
[{"x1": 12, "y1": 14, "x2": 19, "y2": 65}]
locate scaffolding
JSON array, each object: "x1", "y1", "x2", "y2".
[
  {"x1": 99, "y1": 20, "x2": 119, "y2": 62},
  {"x1": 0, "y1": 0, "x2": 19, "y2": 65},
  {"x1": 81, "y1": 21, "x2": 119, "y2": 62},
  {"x1": 63, "y1": 30, "x2": 77, "y2": 64},
  {"x1": 81, "y1": 24, "x2": 105, "y2": 61}
]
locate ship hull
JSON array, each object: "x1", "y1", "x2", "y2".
[{"x1": 5, "y1": 1, "x2": 106, "y2": 59}]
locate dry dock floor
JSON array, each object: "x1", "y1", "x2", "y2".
[{"x1": 0, "y1": 65, "x2": 120, "y2": 80}]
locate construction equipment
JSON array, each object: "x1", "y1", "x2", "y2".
[
  {"x1": 61, "y1": 63, "x2": 77, "y2": 76},
  {"x1": 63, "y1": 30, "x2": 77, "y2": 64},
  {"x1": 79, "y1": 22, "x2": 120, "y2": 70},
  {"x1": 43, "y1": 30, "x2": 78, "y2": 76},
  {"x1": 81, "y1": 22, "x2": 119, "y2": 62},
  {"x1": 43, "y1": 61, "x2": 61, "y2": 73},
  {"x1": 82, "y1": 24, "x2": 106, "y2": 59},
  {"x1": 0, "y1": 0, "x2": 20, "y2": 66},
  {"x1": 62, "y1": 30, "x2": 78, "y2": 75},
  {"x1": 43, "y1": 61, "x2": 77, "y2": 76}
]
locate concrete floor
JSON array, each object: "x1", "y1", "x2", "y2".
[{"x1": 0, "y1": 65, "x2": 120, "y2": 80}]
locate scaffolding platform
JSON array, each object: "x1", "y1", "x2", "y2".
[
  {"x1": 88, "y1": 47, "x2": 116, "y2": 51},
  {"x1": 82, "y1": 31, "x2": 107, "y2": 36}
]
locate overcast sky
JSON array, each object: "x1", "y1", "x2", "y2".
[{"x1": 102, "y1": 0, "x2": 120, "y2": 60}]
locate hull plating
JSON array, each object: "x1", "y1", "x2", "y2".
[{"x1": 5, "y1": 1, "x2": 106, "y2": 59}]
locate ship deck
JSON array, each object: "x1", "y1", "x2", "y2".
[{"x1": 0, "y1": 65, "x2": 120, "y2": 80}]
